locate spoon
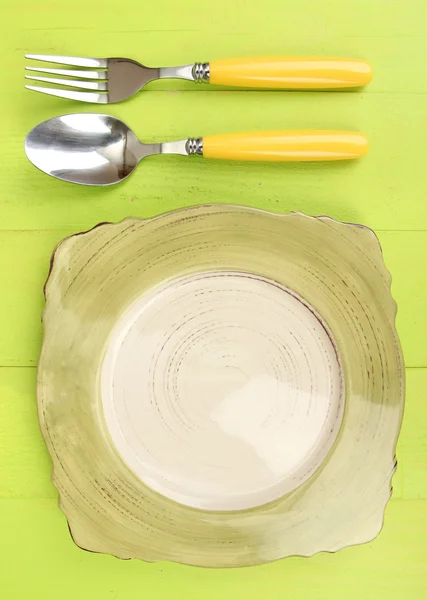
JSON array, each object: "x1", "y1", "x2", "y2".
[{"x1": 25, "y1": 114, "x2": 368, "y2": 186}]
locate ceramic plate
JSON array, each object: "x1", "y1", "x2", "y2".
[{"x1": 38, "y1": 205, "x2": 404, "y2": 567}]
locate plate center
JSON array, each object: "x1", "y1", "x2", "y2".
[{"x1": 101, "y1": 271, "x2": 344, "y2": 511}]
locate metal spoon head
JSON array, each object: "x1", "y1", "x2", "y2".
[{"x1": 25, "y1": 114, "x2": 142, "y2": 186}]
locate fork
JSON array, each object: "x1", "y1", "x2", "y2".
[{"x1": 25, "y1": 54, "x2": 372, "y2": 103}]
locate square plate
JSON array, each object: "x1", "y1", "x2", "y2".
[{"x1": 38, "y1": 205, "x2": 404, "y2": 567}]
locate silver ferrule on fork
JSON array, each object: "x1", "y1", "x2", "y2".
[
  {"x1": 158, "y1": 63, "x2": 210, "y2": 83},
  {"x1": 160, "y1": 138, "x2": 203, "y2": 156}
]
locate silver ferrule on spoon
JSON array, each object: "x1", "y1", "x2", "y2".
[{"x1": 160, "y1": 138, "x2": 204, "y2": 156}]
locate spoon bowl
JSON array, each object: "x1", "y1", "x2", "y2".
[{"x1": 24, "y1": 114, "x2": 152, "y2": 185}]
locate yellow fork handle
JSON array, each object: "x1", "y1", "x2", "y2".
[
  {"x1": 209, "y1": 57, "x2": 372, "y2": 89},
  {"x1": 202, "y1": 131, "x2": 368, "y2": 162}
]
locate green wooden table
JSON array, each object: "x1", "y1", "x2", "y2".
[{"x1": 1, "y1": 0, "x2": 426, "y2": 597}]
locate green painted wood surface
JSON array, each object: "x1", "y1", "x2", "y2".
[{"x1": 1, "y1": 0, "x2": 426, "y2": 597}]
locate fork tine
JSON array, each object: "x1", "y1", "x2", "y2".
[
  {"x1": 25, "y1": 66, "x2": 107, "y2": 80},
  {"x1": 25, "y1": 85, "x2": 108, "y2": 103},
  {"x1": 25, "y1": 75, "x2": 108, "y2": 91},
  {"x1": 25, "y1": 54, "x2": 107, "y2": 68}
]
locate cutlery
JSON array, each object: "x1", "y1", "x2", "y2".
[
  {"x1": 25, "y1": 55, "x2": 372, "y2": 103},
  {"x1": 25, "y1": 114, "x2": 368, "y2": 186}
]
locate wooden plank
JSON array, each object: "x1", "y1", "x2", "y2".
[
  {"x1": 378, "y1": 231, "x2": 427, "y2": 369},
  {"x1": 0, "y1": 231, "x2": 70, "y2": 367},
  {"x1": 398, "y1": 369, "x2": 427, "y2": 500},
  {"x1": 12, "y1": 0, "x2": 427, "y2": 41},
  {"x1": 0, "y1": 498, "x2": 425, "y2": 599},
  {"x1": 3, "y1": 25, "x2": 427, "y2": 97},
  {"x1": 5, "y1": 0, "x2": 427, "y2": 92},
  {"x1": 1, "y1": 90, "x2": 426, "y2": 231},
  {"x1": 0, "y1": 368, "x2": 54, "y2": 499}
]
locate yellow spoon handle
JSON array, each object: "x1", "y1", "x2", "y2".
[
  {"x1": 202, "y1": 130, "x2": 368, "y2": 162},
  {"x1": 209, "y1": 57, "x2": 372, "y2": 89}
]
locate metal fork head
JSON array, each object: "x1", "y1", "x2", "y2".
[
  {"x1": 25, "y1": 55, "x2": 159, "y2": 103},
  {"x1": 107, "y1": 58, "x2": 159, "y2": 102}
]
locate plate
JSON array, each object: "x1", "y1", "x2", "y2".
[{"x1": 38, "y1": 205, "x2": 404, "y2": 567}]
